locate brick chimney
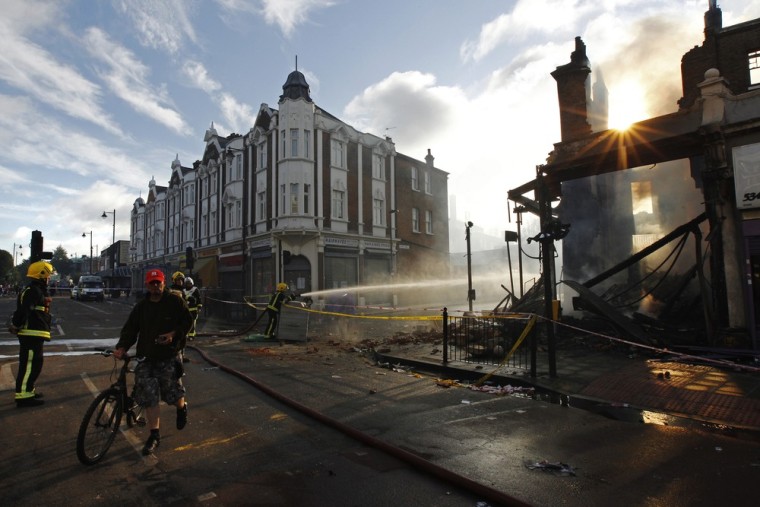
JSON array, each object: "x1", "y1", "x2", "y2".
[{"x1": 551, "y1": 37, "x2": 592, "y2": 142}]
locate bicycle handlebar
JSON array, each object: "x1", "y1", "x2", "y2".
[{"x1": 99, "y1": 349, "x2": 131, "y2": 360}]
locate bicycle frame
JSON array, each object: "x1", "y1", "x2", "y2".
[{"x1": 76, "y1": 350, "x2": 145, "y2": 465}]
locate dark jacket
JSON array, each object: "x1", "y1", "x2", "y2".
[
  {"x1": 116, "y1": 290, "x2": 192, "y2": 360},
  {"x1": 12, "y1": 279, "x2": 52, "y2": 340},
  {"x1": 266, "y1": 290, "x2": 295, "y2": 313}
]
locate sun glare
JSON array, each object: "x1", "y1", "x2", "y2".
[{"x1": 608, "y1": 81, "x2": 648, "y2": 131}]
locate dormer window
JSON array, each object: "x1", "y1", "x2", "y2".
[{"x1": 750, "y1": 50, "x2": 760, "y2": 89}]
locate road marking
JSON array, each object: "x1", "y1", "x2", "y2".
[{"x1": 80, "y1": 372, "x2": 148, "y2": 458}]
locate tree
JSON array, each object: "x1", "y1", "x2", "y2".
[
  {"x1": 0, "y1": 249, "x2": 13, "y2": 283},
  {"x1": 51, "y1": 245, "x2": 72, "y2": 277}
]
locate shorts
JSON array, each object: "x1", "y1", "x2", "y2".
[{"x1": 133, "y1": 357, "x2": 185, "y2": 407}]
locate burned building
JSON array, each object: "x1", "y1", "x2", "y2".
[{"x1": 509, "y1": 1, "x2": 760, "y2": 349}]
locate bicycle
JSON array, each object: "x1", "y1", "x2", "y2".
[{"x1": 76, "y1": 350, "x2": 146, "y2": 465}]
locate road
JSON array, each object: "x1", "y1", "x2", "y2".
[{"x1": 1, "y1": 295, "x2": 759, "y2": 506}]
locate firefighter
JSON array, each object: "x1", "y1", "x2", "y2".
[
  {"x1": 9, "y1": 260, "x2": 55, "y2": 407},
  {"x1": 170, "y1": 271, "x2": 185, "y2": 298},
  {"x1": 183, "y1": 277, "x2": 202, "y2": 340},
  {"x1": 263, "y1": 282, "x2": 297, "y2": 338},
  {"x1": 169, "y1": 271, "x2": 190, "y2": 363}
]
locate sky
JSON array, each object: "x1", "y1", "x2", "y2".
[{"x1": 1, "y1": 0, "x2": 758, "y2": 264}]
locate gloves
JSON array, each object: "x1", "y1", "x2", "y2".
[{"x1": 8, "y1": 324, "x2": 19, "y2": 335}]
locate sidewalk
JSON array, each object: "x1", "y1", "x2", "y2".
[{"x1": 377, "y1": 340, "x2": 760, "y2": 433}]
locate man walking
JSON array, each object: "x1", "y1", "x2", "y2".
[{"x1": 113, "y1": 269, "x2": 192, "y2": 455}]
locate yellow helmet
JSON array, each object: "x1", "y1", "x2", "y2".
[
  {"x1": 276, "y1": 282, "x2": 288, "y2": 292},
  {"x1": 27, "y1": 261, "x2": 55, "y2": 280},
  {"x1": 172, "y1": 271, "x2": 185, "y2": 282}
]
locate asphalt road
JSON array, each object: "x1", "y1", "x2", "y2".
[{"x1": 1, "y1": 295, "x2": 759, "y2": 506}]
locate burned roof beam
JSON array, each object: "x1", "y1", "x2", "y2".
[{"x1": 583, "y1": 213, "x2": 707, "y2": 289}]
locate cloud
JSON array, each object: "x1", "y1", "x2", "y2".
[
  {"x1": 344, "y1": 71, "x2": 466, "y2": 146},
  {"x1": 182, "y1": 60, "x2": 222, "y2": 93},
  {"x1": 258, "y1": 0, "x2": 336, "y2": 37},
  {"x1": 181, "y1": 59, "x2": 256, "y2": 134},
  {"x1": 0, "y1": 2, "x2": 123, "y2": 136},
  {"x1": 343, "y1": 67, "x2": 558, "y2": 232},
  {"x1": 116, "y1": 0, "x2": 199, "y2": 54},
  {"x1": 84, "y1": 28, "x2": 192, "y2": 136},
  {"x1": 219, "y1": 93, "x2": 256, "y2": 133},
  {"x1": 460, "y1": 0, "x2": 592, "y2": 62},
  {"x1": 0, "y1": 94, "x2": 154, "y2": 187}
]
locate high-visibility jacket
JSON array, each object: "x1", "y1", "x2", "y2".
[
  {"x1": 12, "y1": 280, "x2": 52, "y2": 340},
  {"x1": 184, "y1": 286, "x2": 202, "y2": 313},
  {"x1": 266, "y1": 290, "x2": 295, "y2": 313}
]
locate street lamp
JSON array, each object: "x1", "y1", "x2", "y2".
[
  {"x1": 388, "y1": 208, "x2": 398, "y2": 275},
  {"x1": 102, "y1": 209, "x2": 115, "y2": 270},
  {"x1": 82, "y1": 231, "x2": 93, "y2": 274},
  {"x1": 12, "y1": 243, "x2": 23, "y2": 266},
  {"x1": 465, "y1": 221, "x2": 475, "y2": 313}
]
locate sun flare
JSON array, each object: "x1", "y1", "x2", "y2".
[{"x1": 608, "y1": 80, "x2": 648, "y2": 131}]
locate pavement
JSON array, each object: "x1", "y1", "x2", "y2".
[
  {"x1": 376, "y1": 336, "x2": 760, "y2": 434},
  {"x1": 208, "y1": 305, "x2": 760, "y2": 434}
]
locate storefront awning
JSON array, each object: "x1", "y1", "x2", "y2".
[{"x1": 190, "y1": 256, "x2": 217, "y2": 288}]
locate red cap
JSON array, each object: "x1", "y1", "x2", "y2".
[{"x1": 145, "y1": 270, "x2": 165, "y2": 284}]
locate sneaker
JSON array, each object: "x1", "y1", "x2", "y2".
[
  {"x1": 176, "y1": 404, "x2": 188, "y2": 430},
  {"x1": 16, "y1": 397, "x2": 45, "y2": 408},
  {"x1": 142, "y1": 434, "x2": 160, "y2": 455}
]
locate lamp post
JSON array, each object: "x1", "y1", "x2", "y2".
[
  {"x1": 12, "y1": 243, "x2": 23, "y2": 266},
  {"x1": 102, "y1": 209, "x2": 115, "y2": 270},
  {"x1": 465, "y1": 221, "x2": 474, "y2": 313},
  {"x1": 82, "y1": 231, "x2": 93, "y2": 274}
]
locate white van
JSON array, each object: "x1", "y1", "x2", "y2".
[{"x1": 78, "y1": 275, "x2": 105, "y2": 302}]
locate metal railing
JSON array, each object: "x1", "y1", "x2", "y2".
[{"x1": 444, "y1": 309, "x2": 536, "y2": 374}]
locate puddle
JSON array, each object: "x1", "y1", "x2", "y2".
[{"x1": 532, "y1": 390, "x2": 760, "y2": 442}]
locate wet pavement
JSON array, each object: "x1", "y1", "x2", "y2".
[{"x1": 378, "y1": 337, "x2": 760, "y2": 434}]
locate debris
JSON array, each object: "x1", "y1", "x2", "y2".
[
  {"x1": 468, "y1": 384, "x2": 535, "y2": 396},
  {"x1": 435, "y1": 379, "x2": 461, "y2": 388},
  {"x1": 524, "y1": 460, "x2": 576, "y2": 476}
]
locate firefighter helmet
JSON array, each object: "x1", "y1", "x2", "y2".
[
  {"x1": 276, "y1": 282, "x2": 288, "y2": 292},
  {"x1": 184, "y1": 277, "x2": 194, "y2": 287},
  {"x1": 172, "y1": 271, "x2": 185, "y2": 283},
  {"x1": 27, "y1": 261, "x2": 55, "y2": 280}
]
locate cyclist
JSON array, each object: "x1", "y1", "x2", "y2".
[
  {"x1": 113, "y1": 269, "x2": 192, "y2": 455},
  {"x1": 9, "y1": 260, "x2": 55, "y2": 407}
]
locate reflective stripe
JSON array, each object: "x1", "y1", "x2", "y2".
[
  {"x1": 33, "y1": 306, "x2": 46, "y2": 311},
  {"x1": 19, "y1": 329, "x2": 51, "y2": 339},
  {"x1": 17, "y1": 349, "x2": 35, "y2": 395}
]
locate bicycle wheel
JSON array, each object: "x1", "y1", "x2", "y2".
[{"x1": 76, "y1": 388, "x2": 124, "y2": 465}]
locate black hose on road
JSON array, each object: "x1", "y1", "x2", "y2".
[{"x1": 187, "y1": 344, "x2": 532, "y2": 507}]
